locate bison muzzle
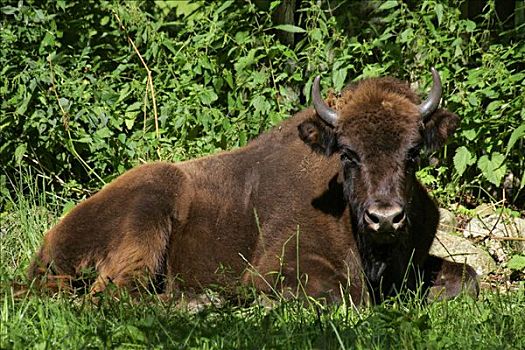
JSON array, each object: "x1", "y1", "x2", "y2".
[{"x1": 28, "y1": 68, "x2": 479, "y2": 304}]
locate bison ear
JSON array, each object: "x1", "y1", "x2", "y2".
[
  {"x1": 423, "y1": 108, "x2": 459, "y2": 151},
  {"x1": 298, "y1": 118, "x2": 338, "y2": 156}
]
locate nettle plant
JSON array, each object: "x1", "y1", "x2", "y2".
[{"x1": 1, "y1": 0, "x2": 523, "y2": 207}]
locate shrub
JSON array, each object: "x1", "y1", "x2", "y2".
[{"x1": 1, "y1": 0, "x2": 523, "y2": 208}]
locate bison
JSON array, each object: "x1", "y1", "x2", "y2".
[{"x1": 28, "y1": 68, "x2": 478, "y2": 304}]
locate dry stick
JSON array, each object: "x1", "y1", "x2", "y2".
[
  {"x1": 143, "y1": 84, "x2": 148, "y2": 133},
  {"x1": 113, "y1": 11, "x2": 160, "y2": 140},
  {"x1": 48, "y1": 56, "x2": 105, "y2": 184},
  {"x1": 433, "y1": 234, "x2": 460, "y2": 263},
  {"x1": 487, "y1": 236, "x2": 525, "y2": 241},
  {"x1": 439, "y1": 223, "x2": 525, "y2": 241},
  {"x1": 48, "y1": 56, "x2": 69, "y2": 129}
]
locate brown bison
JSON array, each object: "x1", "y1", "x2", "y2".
[{"x1": 28, "y1": 68, "x2": 478, "y2": 304}]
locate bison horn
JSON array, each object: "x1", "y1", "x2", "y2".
[
  {"x1": 312, "y1": 76, "x2": 338, "y2": 127},
  {"x1": 418, "y1": 67, "x2": 442, "y2": 121}
]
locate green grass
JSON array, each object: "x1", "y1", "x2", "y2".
[
  {"x1": 1, "y1": 179, "x2": 524, "y2": 349},
  {"x1": 2, "y1": 286, "x2": 524, "y2": 349}
]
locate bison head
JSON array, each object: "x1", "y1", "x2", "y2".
[{"x1": 299, "y1": 68, "x2": 458, "y2": 244}]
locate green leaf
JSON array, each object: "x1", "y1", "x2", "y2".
[
  {"x1": 251, "y1": 95, "x2": 270, "y2": 114},
  {"x1": 310, "y1": 28, "x2": 322, "y2": 41},
  {"x1": 506, "y1": 124, "x2": 525, "y2": 155},
  {"x1": 399, "y1": 28, "x2": 413, "y2": 43},
  {"x1": 15, "y1": 94, "x2": 31, "y2": 115},
  {"x1": 56, "y1": 1, "x2": 66, "y2": 10},
  {"x1": 239, "y1": 130, "x2": 247, "y2": 146},
  {"x1": 507, "y1": 255, "x2": 525, "y2": 271},
  {"x1": 273, "y1": 24, "x2": 306, "y2": 33},
  {"x1": 1, "y1": 5, "x2": 18, "y2": 15},
  {"x1": 126, "y1": 101, "x2": 142, "y2": 112},
  {"x1": 270, "y1": 1, "x2": 281, "y2": 11},
  {"x1": 41, "y1": 31, "x2": 55, "y2": 48},
  {"x1": 14, "y1": 144, "x2": 27, "y2": 164},
  {"x1": 234, "y1": 49, "x2": 259, "y2": 72},
  {"x1": 377, "y1": 1, "x2": 398, "y2": 11},
  {"x1": 125, "y1": 119, "x2": 135, "y2": 130},
  {"x1": 124, "y1": 324, "x2": 146, "y2": 343},
  {"x1": 467, "y1": 95, "x2": 478, "y2": 106},
  {"x1": 454, "y1": 146, "x2": 476, "y2": 177},
  {"x1": 234, "y1": 31, "x2": 249, "y2": 44},
  {"x1": 477, "y1": 152, "x2": 507, "y2": 186},
  {"x1": 59, "y1": 97, "x2": 70, "y2": 112},
  {"x1": 199, "y1": 89, "x2": 218, "y2": 105},
  {"x1": 61, "y1": 201, "x2": 76, "y2": 217},
  {"x1": 162, "y1": 40, "x2": 177, "y2": 55},
  {"x1": 223, "y1": 69, "x2": 234, "y2": 89},
  {"x1": 332, "y1": 67, "x2": 348, "y2": 92},
  {"x1": 100, "y1": 15, "x2": 109, "y2": 26},
  {"x1": 117, "y1": 133, "x2": 126, "y2": 144},
  {"x1": 215, "y1": 0, "x2": 234, "y2": 15},
  {"x1": 198, "y1": 55, "x2": 212, "y2": 70},
  {"x1": 486, "y1": 100, "x2": 502, "y2": 114},
  {"x1": 95, "y1": 127, "x2": 112, "y2": 139},
  {"x1": 435, "y1": 4, "x2": 444, "y2": 25},
  {"x1": 461, "y1": 129, "x2": 477, "y2": 141},
  {"x1": 464, "y1": 20, "x2": 476, "y2": 32}
]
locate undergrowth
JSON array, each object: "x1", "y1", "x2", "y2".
[
  {"x1": 1, "y1": 0, "x2": 524, "y2": 209},
  {"x1": 1, "y1": 288, "x2": 523, "y2": 349}
]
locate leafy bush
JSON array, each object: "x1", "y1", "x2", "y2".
[{"x1": 1, "y1": 0, "x2": 523, "y2": 208}]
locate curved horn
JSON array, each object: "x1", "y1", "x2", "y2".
[
  {"x1": 312, "y1": 76, "x2": 338, "y2": 126},
  {"x1": 418, "y1": 67, "x2": 442, "y2": 121}
]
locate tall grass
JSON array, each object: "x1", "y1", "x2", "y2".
[
  {"x1": 2, "y1": 283, "x2": 524, "y2": 348},
  {"x1": 1, "y1": 175, "x2": 524, "y2": 349}
]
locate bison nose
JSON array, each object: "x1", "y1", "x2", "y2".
[{"x1": 364, "y1": 205, "x2": 406, "y2": 232}]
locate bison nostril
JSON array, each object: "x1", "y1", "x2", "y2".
[
  {"x1": 365, "y1": 210, "x2": 380, "y2": 225},
  {"x1": 392, "y1": 211, "x2": 406, "y2": 225}
]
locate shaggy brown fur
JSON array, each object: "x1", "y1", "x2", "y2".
[{"x1": 28, "y1": 75, "x2": 478, "y2": 304}]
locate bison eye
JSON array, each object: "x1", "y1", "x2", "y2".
[{"x1": 341, "y1": 148, "x2": 360, "y2": 167}]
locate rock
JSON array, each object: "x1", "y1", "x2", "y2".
[
  {"x1": 430, "y1": 231, "x2": 497, "y2": 277},
  {"x1": 472, "y1": 204, "x2": 496, "y2": 218},
  {"x1": 464, "y1": 214, "x2": 525, "y2": 261},
  {"x1": 465, "y1": 214, "x2": 524, "y2": 239},
  {"x1": 437, "y1": 208, "x2": 457, "y2": 235},
  {"x1": 174, "y1": 292, "x2": 225, "y2": 314}
]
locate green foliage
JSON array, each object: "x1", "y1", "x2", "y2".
[
  {"x1": 3, "y1": 291, "x2": 524, "y2": 349},
  {"x1": 3, "y1": 288, "x2": 524, "y2": 349},
  {"x1": 1, "y1": 0, "x2": 524, "y2": 206},
  {"x1": 507, "y1": 254, "x2": 525, "y2": 271}
]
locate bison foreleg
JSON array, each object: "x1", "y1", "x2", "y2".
[{"x1": 423, "y1": 255, "x2": 479, "y2": 301}]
